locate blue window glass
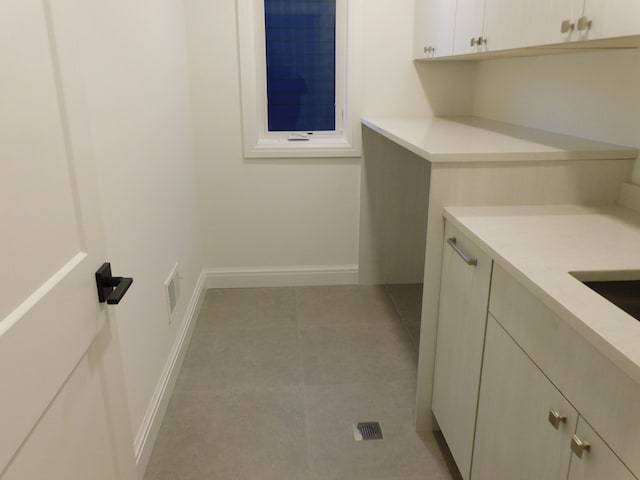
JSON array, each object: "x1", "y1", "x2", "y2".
[{"x1": 264, "y1": 0, "x2": 336, "y2": 132}]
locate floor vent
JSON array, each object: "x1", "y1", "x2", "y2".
[{"x1": 353, "y1": 422, "x2": 383, "y2": 441}]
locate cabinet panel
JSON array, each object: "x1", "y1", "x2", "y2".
[
  {"x1": 432, "y1": 223, "x2": 492, "y2": 480},
  {"x1": 581, "y1": 0, "x2": 640, "y2": 41},
  {"x1": 413, "y1": 0, "x2": 457, "y2": 59},
  {"x1": 482, "y1": 0, "x2": 526, "y2": 51},
  {"x1": 471, "y1": 316, "x2": 577, "y2": 480},
  {"x1": 568, "y1": 419, "x2": 637, "y2": 480},
  {"x1": 452, "y1": 0, "x2": 486, "y2": 55},
  {"x1": 489, "y1": 264, "x2": 640, "y2": 477},
  {"x1": 521, "y1": 0, "x2": 581, "y2": 46}
]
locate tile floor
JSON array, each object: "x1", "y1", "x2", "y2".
[{"x1": 144, "y1": 284, "x2": 462, "y2": 480}]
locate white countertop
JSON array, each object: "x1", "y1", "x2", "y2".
[
  {"x1": 362, "y1": 116, "x2": 639, "y2": 163},
  {"x1": 443, "y1": 204, "x2": 640, "y2": 384}
]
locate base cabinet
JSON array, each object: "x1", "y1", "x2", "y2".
[
  {"x1": 472, "y1": 316, "x2": 637, "y2": 480},
  {"x1": 568, "y1": 420, "x2": 637, "y2": 480},
  {"x1": 472, "y1": 316, "x2": 578, "y2": 480},
  {"x1": 432, "y1": 224, "x2": 492, "y2": 480},
  {"x1": 433, "y1": 220, "x2": 639, "y2": 480}
]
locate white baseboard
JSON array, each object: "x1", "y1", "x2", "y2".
[
  {"x1": 204, "y1": 264, "x2": 359, "y2": 289},
  {"x1": 619, "y1": 182, "x2": 640, "y2": 213},
  {"x1": 134, "y1": 269, "x2": 207, "y2": 479}
]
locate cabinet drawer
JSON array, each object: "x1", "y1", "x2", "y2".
[{"x1": 489, "y1": 264, "x2": 640, "y2": 477}]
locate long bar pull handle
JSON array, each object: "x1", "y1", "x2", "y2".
[{"x1": 447, "y1": 237, "x2": 478, "y2": 266}]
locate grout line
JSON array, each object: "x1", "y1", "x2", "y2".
[
  {"x1": 295, "y1": 286, "x2": 316, "y2": 480},
  {"x1": 384, "y1": 284, "x2": 421, "y2": 355}
]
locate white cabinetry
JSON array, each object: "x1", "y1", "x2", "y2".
[
  {"x1": 472, "y1": 316, "x2": 577, "y2": 480},
  {"x1": 581, "y1": 0, "x2": 640, "y2": 41},
  {"x1": 473, "y1": 315, "x2": 638, "y2": 480},
  {"x1": 432, "y1": 220, "x2": 640, "y2": 480},
  {"x1": 568, "y1": 420, "x2": 637, "y2": 480},
  {"x1": 414, "y1": 0, "x2": 640, "y2": 59},
  {"x1": 481, "y1": 0, "x2": 527, "y2": 51},
  {"x1": 413, "y1": 0, "x2": 456, "y2": 58},
  {"x1": 432, "y1": 224, "x2": 491, "y2": 480},
  {"x1": 521, "y1": 0, "x2": 581, "y2": 46},
  {"x1": 452, "y1": 0, "x2": 487, "y2": 55}
]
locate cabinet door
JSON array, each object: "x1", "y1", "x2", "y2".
[
  {"x1": 452, "y1": 0, "x2": 487, "y2": 55},
  {"x1": 521, "y1": 0, "x2": 581, "y2": 46},
  {"x1": 482, "y1": 0, "x2": 526, "y2": 51},
  {"x1": 581, "y1": 0, "x2": 640, "y2": 41},
  {"x1": 413, "y1": 0, "x2": 457, "y2": 58},
  {"x1": 471, "y1": 317, "x2": 578, "y2": 480},
  {"x1": 568, "y1": 419, "x2": 638, "y2": 480},
  {"x1": 432, "y1": 223, "x2": 492, "y2": 480}
]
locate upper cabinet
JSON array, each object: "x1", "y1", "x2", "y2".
[
  {"x1": 581, "y1": 0, "x2": 640, "y2": 41},
  {"x1": 482, "y1": 0, "x2": 528, "y2": 51},
  {"x1": 452, "y1": 0, "x2": 487, "y2": 55},
  {"x1": 414, "y1": 0, "x2": 640, "y2": 60},
  {"x1": 520, "y1": 0, "x2": 582, "y2": 46},
  {"x1": 414, "y1": 0, "x2": 457, "y2": 58}
]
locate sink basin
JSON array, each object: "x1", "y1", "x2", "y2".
[{"x1": 582, "y1": 280, "x2": 640, "y2": 322}]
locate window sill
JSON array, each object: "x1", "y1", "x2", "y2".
[{"x1": 244, "y1": 137, "x2": 361, "y2": 159}]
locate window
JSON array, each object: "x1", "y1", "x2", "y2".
[{"x1": 237, "y1": 0, "x2": 362, "y2": 158}]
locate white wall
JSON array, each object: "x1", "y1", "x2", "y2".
[
  {"x1": 77, "y1": 0, "x2": 203, "y2": 462},
  {"x1": 473, "y1": 49, "x2": 640, "y2": 184},
  {"x1": 183, "y1": 0, "x2": 476, "y2": 277}
]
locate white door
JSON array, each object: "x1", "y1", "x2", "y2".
[{"x1": 0, "y1": 1, "x2": 137, "y2": 479}]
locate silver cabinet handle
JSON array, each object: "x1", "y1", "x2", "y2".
[
  {"x1": 548, "y1": 409, "x2": 567, "y2": 429},
  {"x1": 561, "y1": 19, "x2": 575, "y2": 33},
  {"x1": 447, "y1": 237, "x2": 477, "y2": 266},
  {"x1": 571, "y1": 435, "x2": 591, "y2": 458},
  {"x1": 577, "y1": 16, "x2": 592, "y2": 31},
  {"x1": 470, "y1": 37, "x2": 486, "y2": 47}
]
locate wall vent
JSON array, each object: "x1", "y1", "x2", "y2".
[{"x1": 164, "y1": 263, "x2": 181, "y2": 323}]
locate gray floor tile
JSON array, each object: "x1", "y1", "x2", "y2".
[
  {"x1": 296, "y1": 285, "x2": 402, "y2": 326},
  {"x1": 200, "y1": 287, "x2": 297, "y2": 329},
  {"x1": 304, "y1": 382, "x2": 460, "y2": 480},
  {"x1": 385, "y1": 284, "x2": 423, "y2": 326},
  {"x1": 175, "y1": 325, "x2": 302, "y2": 392},
  {"x1": 144, "y1": 387, "x2": 310, "y2": 480},
  {"x1": 307, "y1": 429, "x2": 459, "y2": 480},
  {"x1": 145, "y1": 285, "x2": 460, "y2": 480},
  {"x1": 300, "y1": 324, "x2": 418, "y2": 385}
]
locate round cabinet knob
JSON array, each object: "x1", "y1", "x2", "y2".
[
  {"x1": 571, "y1": 435, "x2": 591, "y2": 459},
  {"x1": 548, "y1": 409, "x2": 567, "y2": 430}
]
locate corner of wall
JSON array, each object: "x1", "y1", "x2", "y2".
[{"x1": 134, "y1": 269, "x2": 207, "y2": 479}]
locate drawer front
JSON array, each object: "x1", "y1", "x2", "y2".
[{"x1": 489, "y1": 264, "x2": 640, "y2": 477}]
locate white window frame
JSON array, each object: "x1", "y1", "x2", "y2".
[{"x1": 237, "y1": 0, "x2": 363, "y2": 158}]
